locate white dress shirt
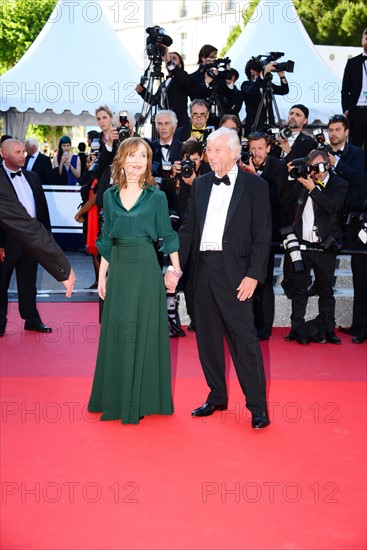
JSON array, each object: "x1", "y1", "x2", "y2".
[
  {"x1": 302, "y1": 173, "x2": 330, "y2": 242},
  {"x1": 200, "y1": 164, "x2": 238, "y2": 251},
  {"x1": 26, "y1": 150, "x2": 39, "y2": 171},
  {"x1": 3, "y1": 163, "x2": 36, "y2": 218}
]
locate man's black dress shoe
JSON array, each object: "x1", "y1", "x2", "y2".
[
  {"x1": 352, "y1": 334, "x2": 367, "y2": 344},
  {"x1": 191, "y1": 403, "x2": 228, "y2": 417},
  {"x1": 325, "y1": 331, "x2": 341, "y2": 344},
  {"x1": 187, "y1": 322, "x2": 195, "y2": 332},
  {"x1": 252, "y1": 412, "x2": 270, "y2": 429},
  {"x1": 285, "y1": 329, "x2": 296, "y2": 341},
  {"x1": 0, "y1": 327, "x2": 5, "y2": 337},
  {"x1": 24, "y1": 322, "x2": 52, "y2": 333},
  {"x1": 338, "y1": 326, "x2": 356, "y2": 336}
]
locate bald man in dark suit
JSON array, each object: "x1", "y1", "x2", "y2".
[{"x1": 0, "y1": 140, "x2": 74, "y2": 338}]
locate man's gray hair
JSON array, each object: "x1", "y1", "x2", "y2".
[
  {"x1": 155, "y1": 110, "x2": 178, "y2": 128},
  {"x1": 206, "y1": 127, "x2": 241, "y2": 159},
  {"x1": 25, "y1": 137, "x2": 39, "y2": 148}
]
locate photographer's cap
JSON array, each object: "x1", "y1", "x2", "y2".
[{"x1": 290, "y1": 104, "x2": 309, "y2": 119}]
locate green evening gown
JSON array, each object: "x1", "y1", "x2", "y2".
[{"x1": 88, "y1": 184, "x2": 180, "y2": 424}]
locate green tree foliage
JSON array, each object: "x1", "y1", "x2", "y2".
[
  {"x1": 221, "y1": 0, "x2": 366, "y2": 56},
  {"x1": 0, "y1": 0, "x2": 57, "y2": 75}
]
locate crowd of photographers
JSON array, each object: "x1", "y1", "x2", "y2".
[{"x1": 18, "y1": 28, "x2": 366, "y2": 345}]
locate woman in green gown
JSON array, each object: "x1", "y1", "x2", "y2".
[{"x1": 88, "y1": 137, "x2": 182, "y2": 424}]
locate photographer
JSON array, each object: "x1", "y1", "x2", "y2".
[
  {"x1": 281, "y1": 150, "x2": 349, "y2": 345},
  {"x1": 150, "y1": 110, "x2": 183, "y2": 180},
  {"x1": 165, "y1": 141, "x2": 211, "y2": 332},
  {"x1": 241, "y1": 132, "x2": 289, "y2": 340},
  {"x1": 274, "y1": 104, "x2": 316, "y2": 162},
  {"x1": 136, "y1": 45, "x2": 190, "y2": 128},
  {"x1": 95, "y1": 110, "x2": 136, "y2": 208},
  {"x1": 188, "y1": 44, "x2": 218, "y2": 101},
  {"x1": 326, "y1": 114, "x2": 365, "y2": 182},
  {"x1": 241, "y1": 57, "x2": 289, "y2": 136},
  {"x1": 219, "y1": 114, "x2": 242, "y2": 137},
  {"x1": 339, "y1": 172, "x2": 367, "y2": 344},
  {"x1": 175, "y1": 100, "x2": 211, "y2": 143}
]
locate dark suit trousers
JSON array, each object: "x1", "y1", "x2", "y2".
[
  {"x1": 351, "y1": 253, "x2": 367, "y2": 333},
  {"x1": 285, "y1": 248, "x2": 337, "y2": 332},
  {"x1": 194, "y1": 252, "x2": 267, "y2": 415},
  {"x1": 253, "y1": 248, "x2": 276, "y2": 330},
  {"x1": 0, "y1": 249, "x2": 41, "y2": 328}
]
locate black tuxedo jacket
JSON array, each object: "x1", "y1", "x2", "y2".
[
  {"x1": 282, "y1": 172, "x2": 349, "y2": 244},
  {"x1": 342, "y1": 54, "x2": 365, "y2": 112},
  {"x1": 25, "y1": 152, "x2": 54, "y2": 185},
  {"x1": 178, "y1": 169, "x2": 272, "y2": 290},
  {"x1": 282, "y1": 132, "x2": 316, "y2": 163},
  {"x1": 0, "y1": 168, "x2": 69, "y2": 280},
  {"x1": 258, "y1": 156, "x2": 289, "y2": 242},
  {"x1": 332, "y1": 142, "x2": 365, "y2": 182},
  {"x1": 151, "y1": 138, "x2": 183, "y2": 177},
  {"x1": 174, "y1": 123, "x2": 193, "y2": 143}
]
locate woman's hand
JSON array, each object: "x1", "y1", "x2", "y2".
[{"x1": 98, "y1": 276, "x2": 107, "y2": 300}]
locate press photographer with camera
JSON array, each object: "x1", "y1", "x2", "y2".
[
  {"x1": 95, "y1": 110, "x2": 136, "y2": 208},
  {"x1": 281, "y1": 150, "x2": 349, "y2": 345},
  {"x1": 188, "y1": 44, "x2": 218, "y2": 101},
  {"x1": 324, "y1": 115, "x2": 365, "y2": 182},
  {"x1": 241, "y1": 54, "x2": 290, "y2": 136},
  {"x1": 274, "y1": 104, "x2": 316, "y2": 162},
  {"x1": 136, "y1": 44, "x2": 190, "y2": 128},
  {"x1": 150, "y1": 110, "x2": 183, "y2": 181},
  {"x1": 166, "y1": 140, "x2": 211, "y2": 332},
  {"x1": 241, "y1": 132, "x2": 289, "y2": 340}
]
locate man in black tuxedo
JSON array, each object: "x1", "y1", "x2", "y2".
[
  {"x1": 341, "y1": 28, "x2": 367, "y2": 167},
  {"x1": 0, "y1": 140, "x2": 56, "y2": 337},
  {"x1": 166, "y1": 128, "x2": 272, "y2": 429},
  {"x1": 281, "y1": 150, "x2": 349, "y2": 345},
  {"x1": 242, "y1": 132, "x2": 289, "y2": 340},
  {"x1": 151, "y1": 110, "x2": 183, "y2": 178},
  {"x1": 174, "y1": 100, "x2": 210, "y2": 143},
  {"x1": 24, "y1": 138, "x2": 54, "y2": 185},
  {"x1": 275, "y1": 104, "x2": 316, "y2": 162},
  {"x1": 326, "y1": 114, "x2": 365, "y2": 182}
]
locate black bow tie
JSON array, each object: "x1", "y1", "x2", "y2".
[
  {"x1": 213, "y1": 174, "x2": 230, "y2": 186},
  {"x1": 160, "y1": 144, "x2": 170, "y2": 150},
  {"x1": 335, "y1": 149, "x2": 344, "y2": 157},
  {"x1": 363, "y1": 55, "x2": 367, "y2": 61},
  {"x1": 10, "y1": 170, "x2": 22, "y2": 178}
]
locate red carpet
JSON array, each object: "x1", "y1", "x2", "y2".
[{"x1": 1, "y1": 303, "x2": 366, "y2": 550}]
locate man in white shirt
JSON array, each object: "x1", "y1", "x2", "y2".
[{"x1": 24, "y1": 138, "x2": 54, "y2": 185}]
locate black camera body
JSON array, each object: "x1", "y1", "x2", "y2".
[
  {"x1": 269, "y1": 126, "x2": 292, "y2": 141},
  {"x1": 313, "y1": 129, "x2": 334, "y2": 155},
  {"x1": 323, "y1": 230, "x2": 343, "y2": 252},
  {"x1": 251, "y1": 52, "x2": 295, "y2": 73},
  {"x1": 202, "y1": 57, "x2": 232, "y2": 80},
  {"x1": 346, "y1": 212, "x2": 367, "y2": 226},
  {"x1": 180, "y1": 154, "x2": 195, "y2": 179},
  {"x1": 289, "y1": 158, "x2": 313, "y2": 179},
  {"x1": 146, "y1": 26, "x2": 172, "y2": 58}
]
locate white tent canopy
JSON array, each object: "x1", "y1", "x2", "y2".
[
  {"x1": 227, "y1": 0, "x2": 343, "y2": 124},
  {"x1": 0, "y1": 0, "x2": 142, "y2": 139}
]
